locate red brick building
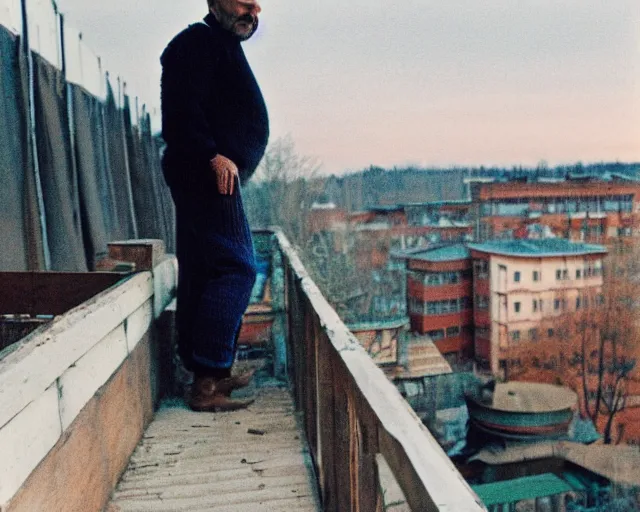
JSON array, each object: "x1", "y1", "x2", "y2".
[
  {"x1": 470, "y1": 176, "x2": 640, "y2": 244},
  {"x1": 404, "y1": 244, "x2": 474, "y2": 362}
]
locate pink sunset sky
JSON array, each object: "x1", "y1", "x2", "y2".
[{"x1": 56, "y1": 0, "x2": 640, "y2": 175}]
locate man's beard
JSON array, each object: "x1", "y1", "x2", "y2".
[{"x1": 217, "y1": 10, "x2": 259, "y2": 41}]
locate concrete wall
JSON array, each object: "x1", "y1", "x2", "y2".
[{"x1": 0, "y1": 253, "x2": 177, "y2": 512}]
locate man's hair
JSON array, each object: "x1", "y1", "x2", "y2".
[{"x1": 207, "y1": 0, "x2": 215, "y2": 8}]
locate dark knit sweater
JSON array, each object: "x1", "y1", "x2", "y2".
[{"x1": 160, "y1": 13, "x2": 269, "y2": 186}]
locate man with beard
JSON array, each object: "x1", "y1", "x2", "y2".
[{"x1": 160, "y1": 0, "x2": 269, "y2": 411}]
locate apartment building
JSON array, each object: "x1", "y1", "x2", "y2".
[
  {"x1": 404, "y1": 244, "x2": 474, "y2": 362},
  {"x1": 468, "y1": 239, "x2": 607, "y2": 375},
  {"x1": 469, "y1": 175, "x2": 640, "y2": 244}
]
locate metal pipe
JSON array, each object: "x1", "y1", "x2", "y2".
[
  {"x1": 100, "y1": 71, "x2": 118, "y2": 237},
  {"x1": 20, "y1": 0, "x2": 52, "y2": 270},
  {"x1": 119, "y1": 78, "x2": 139, "y2": 239},
  {"x1": 60, "y1": 13, "x2": 82, "y2": 261}
]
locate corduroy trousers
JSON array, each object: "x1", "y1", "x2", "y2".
[{"x1": 169, "y1": 176, "x2": 256, "y2": 373}]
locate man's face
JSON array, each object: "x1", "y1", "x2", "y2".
[{"x1": 210, "y1": 0, "x2": 261, "y2": 41}]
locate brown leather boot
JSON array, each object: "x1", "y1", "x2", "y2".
[
  {"x1": 216, "y1": 368, "x2": 257, "y2": 396},
  {"x1": 189, "y1": 376, "x2": 255, "y2": 412}
]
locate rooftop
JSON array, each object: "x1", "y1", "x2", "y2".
[
  {"x1": 470, "y1": 382, "x2": 577, "y2": 413},
  {"x1": 402, "y1": 244, "x2": 470, "y2": 263},
  {"x1": 472, "y1": 473, "x2": 574, "y2": 507},
  {"x1": 468, "y1": 171, "x2": 639, "y2": 186},
  {"x1": 471, "y1": 441, "x2": 640, "y2": 487},
  {"x1": 468, "y1": 239, "x2": 607, "y2": 258}
]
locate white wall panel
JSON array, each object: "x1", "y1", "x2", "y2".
[
  {"x1": 0, "y1": 0, "x2": 22, "y2": 34},
  {"x1": 26, "y1": 0, "x2": 59, "y2": 67},
  {"x1": 125, "y1": 299, "x2": 153, "y2": 353},
  {"x1": 63, "y1": 21, "x2": 104, "y2": 99},
  {"x1": 58, "y1": 323, "x2": 128, "y2": 430},
  {"x1": 0, "y1": 384, "x2": 61, "y2": 504}
]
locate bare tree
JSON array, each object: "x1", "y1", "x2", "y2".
[
  {"x1": 302, "y1": 230, "x2": 368, "y2": 324},
  {"x1": 248, "y1": 136, "x2": 324, "y2": 246},
  {"x1": 505, "y1": 246, "x2": 640, "y2": 444}
]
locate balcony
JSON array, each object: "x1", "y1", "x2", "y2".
[{"x1": 0, "y1": 234, "x2": 485, "y2": 512}]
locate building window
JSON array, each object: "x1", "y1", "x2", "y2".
[
  {"x1": 428, "y1": 329, "x2": 445, "y2": 341},
  {"x1": 446, "y1": 326, "x2": 461, "y2": 337},
  {"x1": 576, "y1": 269, "x2": 582, "y2": 279},
  {"x1": 576, "y1": 297, "x2": 582, "y2": 309},
  {"x1": 424, "y1": 298, "x2": 470, "y2": 315},
  {"x1": 476, "y1": 326, "x2": 490, "y2": 339},
  {"x1": 514, "y1": 301, "x2": 521, "y2": 313},
  {"x1": 596, "y1": 294, "x2": 605, "y2": 306},
  {"x1": 409, "y1": 298, "x2": 424, "y2": 315},
  {"x1": 533, "y1": 271, "x2": 540, "y2": 282},
  {"x1": 421, "y1": 271, "x2": 464, "y2": 286},
  {"x1": 514, "y1": 271, "x2": 521, "y2": 283},
  {"x1": 563, "y1": 269, "x2": 568, "y2": 280},
  {"x1": 554, "y1": 299, "x2": 561, "y2": 311},
  {"x1": 476, "y1": 295, "x2": 489, "y2": 310},
  {"x1": 529, "y1": 328, "x2": 539, "y2": 341},
  {"x1": 556, "y1": 269, "x2": 562, "y2": 280},
  {"x1": 475, "y1": 259, "x2": 489, "y2": 278},
  {"x1": 547, "y1": 328, "x2": 554, "y2": 338},
  {"x1": 510, "y1": 330, "x2": 521, "y2": 342},
  {"x1": 533, "y1": 299, "x2": 539, "y2": 312}
]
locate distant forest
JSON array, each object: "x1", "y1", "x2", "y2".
[
  {"x1": 319, "y1": 161, "x2": 640, "y2": 211},
  {"x1": 243, "y1": 138, "x2": 639, "y2": 234}
]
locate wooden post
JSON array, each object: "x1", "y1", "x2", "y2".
[
  {"x1": 303, "y1": 308, "x2": 318, "y2": 461},
  {"x1": 332, "y1": 357, "x2": 354, "y2": 512},
  {"x1": 356, "y1": 401, "x2": 383, "y2": 512},
  {"x1": 317, "y1": 335, "x2": 337, "y2": 512},
  {"x1": 108, "y1": 239, "x2": 165, "y2": 271}
]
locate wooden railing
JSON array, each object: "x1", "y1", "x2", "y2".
[{"x1": 274, "y1": 231, "x2": 486, "y2": 512}]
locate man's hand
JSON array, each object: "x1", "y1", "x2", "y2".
[{"x1": 210, "y1": 154, "x2": 239, "y2": 195}]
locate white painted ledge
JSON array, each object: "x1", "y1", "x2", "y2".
[
  {"x1": 0, "y1": 261, "x2": 178, "y2": 507},
  {"x1": 0, "y1": 384, "x2": 60, "y2": 504},
  {"x1": 0, "y1": 271, "x2": 153, "y2": 430}
]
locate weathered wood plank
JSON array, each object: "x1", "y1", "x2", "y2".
[
  {"x1": 343, "y1": 349, "x2": 485, "y2": 511},
  {"x1": 355, "y1": 393, "x2": 383, "y2": 512},
  {"x1": 152, "y1": 256, "x2": 178, "y2": 319},
  {"x1": 58, "y1": 323, "x2": 128, "y2": 429},
  {"x1": 0, "y1": 272, "x2": 125, "y2": 316},
  {"x1": 4, "y1": 338, "x2": 156, "y2": 512},
  {"x1": 108, "y1": 240, "x2": 166, "y2": 272},
  {"x1": 0, "y1": 384, "x2": 61, "y2": 504},
  {"x1": 332, "y1": 353, "x2": 356, "y2": 512},
  {"x1": 125, "y1": 299, "x2": 153, "y2": 353},
  {"x1": 0, "y1": 272, "x2": 153, "y2": 430},
  {"x1": 317, "y1": 334, "x2": 337, "y2": 512},
  {"x1": 275, "y1": 231, "x2": 487, "y2": 512},
  {"x1": 108, "y1": 387, "x2": 321, "y2": 512}
]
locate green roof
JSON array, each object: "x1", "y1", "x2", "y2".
[
  {"x1": 408, "y1": 244, "x2": 470, "y2": 262},
  {"x1": 473, "y1": 474, "x2": 574, "y2": 506},
  {"x1": 468, "y1": 239, "x2": 607, "y2": 258}
]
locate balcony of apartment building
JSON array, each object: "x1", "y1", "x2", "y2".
[{"x1": 0, "y1": 233, "x2": 486, "y2": 512}]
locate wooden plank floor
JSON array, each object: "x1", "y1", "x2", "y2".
[{"x1": 107, "y1": 385, "x2": 320, "y2": 512}]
